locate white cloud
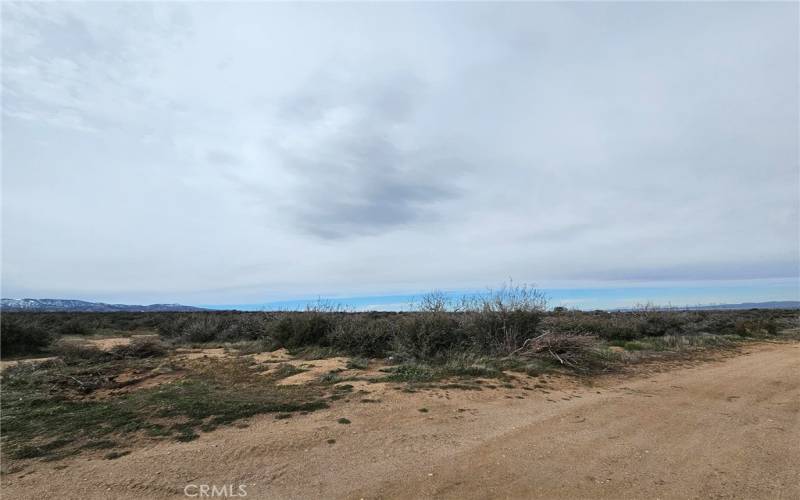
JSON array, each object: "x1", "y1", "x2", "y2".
[{"x1": 2, "y1": 2, "x2": 798, "y2": 304}]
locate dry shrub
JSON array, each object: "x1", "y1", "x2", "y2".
[
  {"x1": 52, "y1": 341, "x2": 110, "y2": 364},
  {"x1": 109, "y1": 337, "x2": 168, "y2": 359},
  {"x1": 460, "y1": 283, "x2": 547, "y2": 354},
  {"x1": 514, "y1": 332, "x2": 612, "y2": 372}
]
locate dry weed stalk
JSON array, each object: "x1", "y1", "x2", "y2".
[{"x1": 513, "y1": 331, "x2": 598, "y2": 369}]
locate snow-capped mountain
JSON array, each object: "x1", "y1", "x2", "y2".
[{"x1": 0, "y1": 298, "x2": 207, "y2": 312}]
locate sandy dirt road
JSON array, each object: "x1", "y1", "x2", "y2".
[{"x1": 3, "y1": 342, "x2": 798, "y2": 499}]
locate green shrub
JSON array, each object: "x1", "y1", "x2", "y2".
[
  {"x1": 1, "y1": 318, "x2": 54, "y2": 357},
  {"x1": 381, "y1": 363, "x2": 436, "y2": 382},
  {"x1": 442, "y1": 358, "x2": 501, "y2": 378},
  {"x1": 328, "y1": 318, "x2": 396, "y2": 357},
  {"x1": 541, "y1": 311, "x2": 641, "y2": 341},
  {"x1": 156, "y1": 315, "x2": 193, "y2": 338},
  {"x1": 733, "y1": 319, "x2": 779, "y2": 337},
  {"x1": 156, "y1": 313, "x2": 270, "y2": 343},
  {"x1": 623, "y1": 341, "x2": 646, "y2": 351},
  {"x1": 637, "y1": 313, "x2": 684, "y2": 337},
  {"x1": 58, "y1": 318, "x2": 95, "y2": 336},
  {"x1": 462, "y1": 284, "x2": 547, "y2": 354},
  {"x1": 345, "y1": 357, "x2": 370, "y2": 370},
  {"x1": 272, "y1": 314, "x2": 334, "y2": 348},
  {"x1": 394, "y1": 313, "x2": 466, "y2": 360}
]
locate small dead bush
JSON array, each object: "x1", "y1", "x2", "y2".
[
  {"x1": 52, "y1": 341, "x2": 110, "y2": 364},
  {"x1": 514, "y1": 332, "x2": 613, "y2": 372},
  {"x1": 109, "y1": 338, "x2": 168, "y2": 359}
]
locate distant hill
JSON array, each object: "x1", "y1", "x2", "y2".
[
  {"x1": 685, "y1": 301, "x2": 800, "y2": 311},
  {"x1": 616, "y1": 301, "x2": 800, "y2": 312},
  {"x1": 0, "y1": 298, "x2": 208, "y2": 312}
]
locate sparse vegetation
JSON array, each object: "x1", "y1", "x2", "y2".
[
  {"x1": 346, "y1": 357, "x2": 370, "y2": 370},
  {"x1": 0, "y1": 355, "x2": 328, "y2": 460},
  {"x1": 109, "y1": 337, "x2": 168, "y2": 359},
  {"x1": 1, "y1": 284, "x2": 797, "y2": 466},
  {"x1": 3, "y1": 287, "x2": 795, "y2": 367}
]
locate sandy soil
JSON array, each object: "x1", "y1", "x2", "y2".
[
  {"x1": 251, "y1": 349, "x2": 293, "y2": 363},
  {"x1": 0, "y1": 335, "x2": 157, "y2": 371},
  {"x1": 3, "y1": 342, "x2": 798, "y2": 499},
  {"x1": 87, "y1": 334, "x2": 159, "y2": 351},
  {"x1": 175, "y1": 347, "x2": 230, "y2": 360},
  {"x1": 0, "y1": 357, "x2": 57, "y2": 371}
]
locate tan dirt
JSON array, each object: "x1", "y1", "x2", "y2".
[
  {"x1": 87, "y1": 334, "x2": 158, "y2": 351},
  {"x1": 2, "y1": 342, "x2": 798, "y2": 499},
  {"x1": 274, "y1": 357, "x2": 349, "y2": 385},
  {"x1": 0, "y1": 357, "x2": 57, "y2": 371},
  {"x1": 254, "y1": 354, "x2": 386, "y2": 384},
  {"x1": 251, "y1": 348, "x2": 293, "y2": 363},
  {"x1": 175, "y1": 348, "x2": 231, "y2": 360}
]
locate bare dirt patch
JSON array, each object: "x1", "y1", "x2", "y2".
[
  {"x1": 86, "y1": 335, "x2": 158, "y2": 351},
  {"x1": 0, "y1": 357, "x2": 57, "y2": 372},
  {"x1": 274, "y1": 357, "x2": 349, "y2": 385},
  {"x1": 3, "y1": 342, "x2": 798, "y2": 499},
  {"x1": 175, "y1": 348, "x2": 231, "y2": 360},
  {"x1": 250, "y1": 348, "x2": 293, "y2": 363}
]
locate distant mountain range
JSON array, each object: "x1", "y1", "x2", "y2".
[
  {"x1": 1, "y1": 298, "x2": 797, "y2": 313},
  {"x1": 0, "y1": 298, "x2": 208, "y2": 312},
  {"x1": 616, "y1": 301, "x2": 800, "y2": 312},
  {"x1": 681, "y1": 301, "x2": 800, "y2": 310}
]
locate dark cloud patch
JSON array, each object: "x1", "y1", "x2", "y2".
[
  {"x1": 271, "y1": 72, "x2": 466, "y2": 238},
  {"x1": 283, "y1": 135, "x2": 463, "y2": 239}
]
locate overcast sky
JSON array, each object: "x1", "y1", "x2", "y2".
[{"x1": 2, "y1": 2, "x2": 798, "y2": 306}]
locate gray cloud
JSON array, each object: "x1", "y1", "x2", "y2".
[
  {"x1": 286, "y1": 148, "x2": 459, "y2": 239},
  {"x1": 262, "y1": 72, "x2": 464, "y2": 238},
  {"x1": 1, "y1": 2, "x2": 797, "y2": 304}
]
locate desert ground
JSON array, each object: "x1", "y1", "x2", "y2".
[{"x1": 2, "y1": 340, "x2": 798, "y2": 500}]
